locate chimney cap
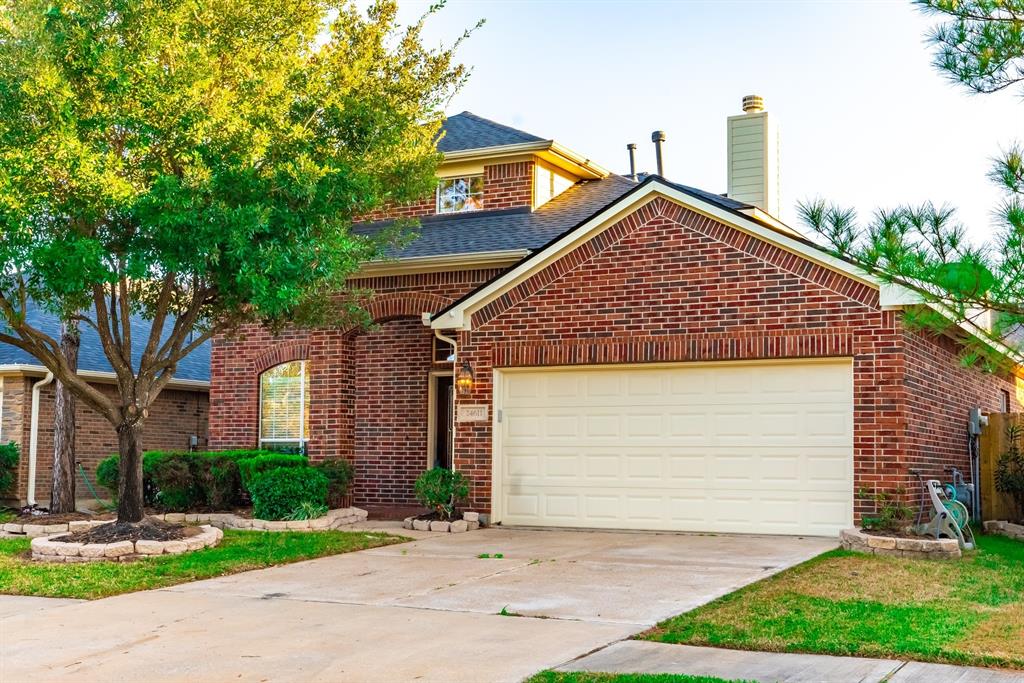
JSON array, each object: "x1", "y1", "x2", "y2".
[
  {"x1": 742, "y1": 95, "x2": 765, "y2": 113},
  {"x1": 651, "y1": 130, "x2": 666, "y2": 142},
  {"x1": 627, "y1": 142, "x2": 637, "y2": 150}
]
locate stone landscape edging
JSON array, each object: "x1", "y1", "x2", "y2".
[
  {"x1": 151, "y1": 506, "x2": 369, "y2": 531},
  {"x1": 983, "y1": 520, "x2": 1024, "y2": 541},
  {"x1": 2, "y1": 519, "x2": 110, "y2": 537},
  {"x1": 840, "y1": 527, "x2": 962, "y2": 559},
  {"x1": 402, "y1": 511, "x2": 481, "y2": 533},
  {"x1": 5, "y1": 506, "x2": 369, "y2": 537},
  {"x1": 30, "y1": 525, "x2": 223, "y2": 563}
]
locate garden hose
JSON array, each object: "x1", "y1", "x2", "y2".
[{"x1": 78, "y1": 462, "x2": 116, "y2": 511}]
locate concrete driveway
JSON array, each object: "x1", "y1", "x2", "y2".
[{"x1": 0, "y1": 526, "x2": 834, "y2": 682}]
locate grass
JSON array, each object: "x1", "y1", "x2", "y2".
[
  {"x1": 0, "y1": 528, "x2": 404, "y2": 599},
  {"x1": 528, "y1": 673, "x2": 752, "y2": 683},
  {"x1": 642, "y1": 533, "x2": 1024, "y2": 670}
]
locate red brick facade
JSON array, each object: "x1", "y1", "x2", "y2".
[
  {"x1": 448, "y1": 197, "x2": 1021, "y2": 518},
  {"x1": 209, "y1": 270, "x2": 503, "y2": 508},
  {"x1": 208, "y1": 192, "x2": 1021, "y2": 524},
  {"x1": 1, "y1": 376, "x2": 208, "y2": 504}
]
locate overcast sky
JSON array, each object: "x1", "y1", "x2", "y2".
[{"x1": 396, "y1": 0, "x2": 1021, "y2": 240}]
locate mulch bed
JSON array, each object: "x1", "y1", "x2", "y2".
[
  {"x1": 14, "y1": 511, "x2": 114, "y2": 525},
  {"x1": 70, "y1": 517, "x2": 202, "y2": 544},
  {"x1": 412, "y1": 511, "x2": 462, "y2": 522}
]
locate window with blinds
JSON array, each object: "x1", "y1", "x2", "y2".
[{"x1": 259, "y1": 361, "x2": 310, "y2": 453}]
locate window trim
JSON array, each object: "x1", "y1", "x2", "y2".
[
  {"x1": 436, "y1": 175, "x2": 484, "y2": 215},
  {"x1": 258, "y1": 360, "x2": 309, "y2": 451}
]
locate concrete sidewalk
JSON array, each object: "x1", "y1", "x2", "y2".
[{"x1": 560, "y1": 641, "x2": 1023, "y2": 683}]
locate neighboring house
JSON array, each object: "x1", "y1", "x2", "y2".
[
  {"x1": 208, "y1": 101, "x2": 1021, "y2": 535},
  {"x1": 0, "y1": 304, "x2": 210, "y2": 506}
]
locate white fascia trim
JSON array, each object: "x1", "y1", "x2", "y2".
[
  {"x1": 0, "y1": 364, "x2": 209, "y2": 390},
  {"x1": 433, "y1": 181, "x2": 901, "y2": 330},
  {"x1": 441, "y1": 140, "x2": 609, "y2": 180},
  {"x1": 358, "y1": 250, "x2": 530, "y2": 276}
]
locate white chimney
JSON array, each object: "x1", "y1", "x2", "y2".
[{"x1": 727, "y1": 95, "x2": 780, "y2": 218}]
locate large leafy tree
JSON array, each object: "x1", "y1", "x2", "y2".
[
  {"x1": 800, "y1": 0, "x2": 1024, "y2": 367},
  {"x1": 0, "y1": 0, "x2": 471, "y2": 523}
]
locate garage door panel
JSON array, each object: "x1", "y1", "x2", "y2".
[{"x1": 497, "y1": 361, "x2": 853, "y2": 535}]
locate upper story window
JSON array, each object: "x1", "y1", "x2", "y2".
[
  {"x1": 259, "y1": 361, "x2": 310, "y2": 454},
  {"x1": 437, "y1": 175, "x2": 483, "y2": 214}
]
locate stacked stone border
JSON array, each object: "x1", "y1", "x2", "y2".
[
  {"x1": 840, "y1": 528, "x2": 961, "y2": 560},
  {"x1": 151, "y1": 506, "x2": 369, "y2": 531},
  {"x1": 402, "y1": 511, "x2": 481, "y2": 533},
  {"x1": 984, "y1": 520, "x2": 1024, "y2": 541},
  {"x1": 5, "y1": 507, "x2": 369, "y2": 537},
  {"x1": 31, "y1": 525, "x2": 223, "y2": 563},
  {"x1": 3, "y1": 519, "x2": 110, "y2": 538}
]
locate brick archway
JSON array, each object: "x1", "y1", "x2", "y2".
[
  {"x1": 250, "y1": 341, "x2": 310, "y2": 375},
  {"x1": 363, "y1": 291, "x2": 453, "y2": 326}
]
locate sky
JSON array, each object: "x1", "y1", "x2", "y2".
[{"x1": 395, "y1": 0, "x2": 1021, "y2": 240}]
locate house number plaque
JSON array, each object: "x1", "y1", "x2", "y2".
[{"x1": 457, "y1": 405, "x2": 489, "y2": 423}]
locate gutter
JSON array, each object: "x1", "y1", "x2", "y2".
[
  {"x1": 27, "y1": 372, "x2": 54, "y2": 506},
  {"x1": 0, "y1": 364, "x2": 209, "y2": 390}
]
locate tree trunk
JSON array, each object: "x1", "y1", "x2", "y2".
[
  {"x1": 50, "y1": 320, "x2": 80, "y2": 513},
  {"x1": 116, "y1": 422, "x2": 145, "y2": 523}
]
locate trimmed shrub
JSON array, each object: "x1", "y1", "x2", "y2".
[
  {"x1": 195, "y1": 454, "x2": 243, "y2": 510},
  {"x1": 414, "y1": 467, "x2": 469, "y2": 521},
  {"x1": 315, "y1": 458, "x2": 354, "y2": 508},
  {"x1": 0, "y1": 442, "x2": 19, "y2": 493},
  {"x1": 248, "y1": 467, "x2": 328, "y2": 521},
  {"x1": 238, "y1": 453, "x2": 308, "y2": 491},
  {"x1": 148, "y1": 452, "x2": 200, "y2": 511}
]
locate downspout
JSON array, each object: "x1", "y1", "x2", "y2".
[
  {"x1": 27, "y1": 372, "x2": 55, "y2": 506},
  {"x1": 433, "y1": 328, "x2": 459, "y2": 464}
]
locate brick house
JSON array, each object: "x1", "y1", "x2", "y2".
[
  {"x1": 0, "y1": 304, "x2": 209, "y2": 506},
  {"x1": 208, "y1": 104, "x2": 1021, "y2": 535}
]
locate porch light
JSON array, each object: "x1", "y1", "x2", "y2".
[{"x1": 456, "y1": 360, "x2": 475, "y2": 396}]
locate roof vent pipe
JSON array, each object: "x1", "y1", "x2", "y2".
[
  {"x1": 651, "y1": 131, "x2": 666, "y2": 176},
  {"x1": 626, "y1": 143, "x2": 637, "y2": 179},
  {"x1": 742, "y1": 94, "x2": 765, "y2": 113}
]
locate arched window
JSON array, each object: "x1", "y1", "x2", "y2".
[{"x1": 259, "y1": 361, "x2": 310, "y2": 453}]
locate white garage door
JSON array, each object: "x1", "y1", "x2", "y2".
[{"x1": 494, "y1": 360, "x2": 853, "y2": 536}]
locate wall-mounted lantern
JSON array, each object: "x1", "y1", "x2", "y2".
[{"x1": 456, "y1": 360, "x2": 475, "y2": 396}]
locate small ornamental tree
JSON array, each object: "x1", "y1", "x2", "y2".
[
  {"x1": 996, "y1": 425, "x2": 1024, "y2": 522},
  {"x1": 799, "y1": 1, "x2": 1024, "y2": 369},
  {"x1": 0, "y1": 0, "x2": 474, "y2": 524}
]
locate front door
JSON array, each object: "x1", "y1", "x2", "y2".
[{"x1": 434, "y1": 375, "x2": 454, "y2": 469}]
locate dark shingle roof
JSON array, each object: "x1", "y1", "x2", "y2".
[
  {"x1": 0, "y1": 302, "x2": 210, "y2": 383},
  {"x1": 357, "y1": 174, "x2": 639, "y2": 259},
  {"x1": 356, "y1": 174, "x2": 756, "y2": 261},
  {"x1": 437, "y1": 112, "x2": 546, "y2": 153}
]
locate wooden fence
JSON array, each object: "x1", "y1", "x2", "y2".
[{"x1": 978, "y1": 412, "x2": 1022, "y2": 522}]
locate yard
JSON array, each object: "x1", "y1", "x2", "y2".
[
  {"x1": 0, "y1": 529, "x2": 404, "y2": 599},
  {"x1": 643, "y1": 534, "x2": 1024, "y2": 670}
]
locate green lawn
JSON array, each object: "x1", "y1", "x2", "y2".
[
  {"x1": 643, "y1": 534, "x2": 1024, "y2": 670},
  {"x1": 0, "y1": 529, "x2": 404, "y2": 599},
  {"x1": 529, "y1": 673, "x2": 751, "y2": 683}
]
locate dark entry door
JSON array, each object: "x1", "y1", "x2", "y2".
[{"x1": 434, "y1": 375, "x2": 454, "y2": 469}]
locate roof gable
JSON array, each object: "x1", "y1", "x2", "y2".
[
  {"x1": 431, "y1": 176, "x2": 892, "y2": 331},
  {"x1": 437, "y1": 112, "x2": 545, "y2": 153}
]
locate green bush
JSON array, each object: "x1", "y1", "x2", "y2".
[
  {"x1": 315, "y1": 458, "x2": 355, "y2": 508},
  {"x1": 238, "y1": 453, "x2": 308, "y2": 491},
  {"x1": 248, "y1": 467, "x2": 328, "y2": 521},
  {"x1": 194, "y1": 454, "x2": 243, "y2": 510},
  {"x1": 0, "y1": 442, "x2": 19, "y2": 493},
  {"x1": 95, "y1": 449, "x2": 272, "y2": 508},
  {"x1": 148, "y1": 452, "x2": 200, "y2": 511},
  {"x1": 414, "y1": 467, "x2": 469, "y2": 521}
]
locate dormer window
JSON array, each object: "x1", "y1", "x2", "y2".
[{"x1": 437, "y1": 175, "x2": 483, "y2": 214}]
